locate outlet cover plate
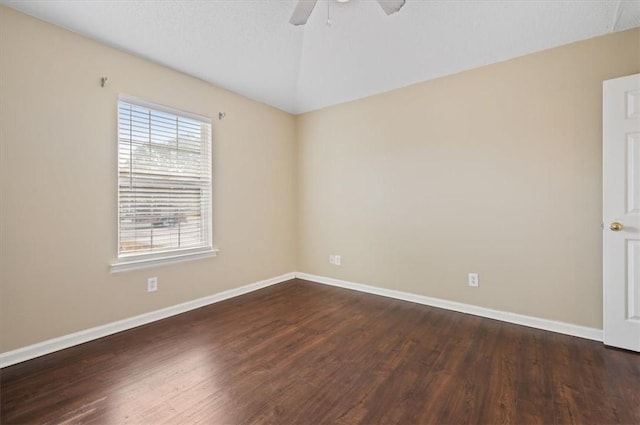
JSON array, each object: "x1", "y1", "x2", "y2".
[{"x1": 147, "y1": 277, "x2": 158, "y2": 292}]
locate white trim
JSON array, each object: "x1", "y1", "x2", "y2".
[
  {"x1": 110, "y1": 248, "x2": 219, "y2": 273},
  {"x1": 295, "y1": 272, "x2": 603, "y2": 342},
  {"x1": 0, "y1": 272, "x2": 295, "y2": 368},
  {"x1": 2, "y1": 271, "x2": 604, "y2": 369}
]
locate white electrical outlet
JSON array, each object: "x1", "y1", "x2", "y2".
[
  {"x1": 468, "y1": 273, "x2": 479, "y2": 288},
  {"x1": 334, "y1": 255, "x2": 341, "y2": 266},
  {"x1": 147, "y1": 277, "x2": 158, "y2": 292}
]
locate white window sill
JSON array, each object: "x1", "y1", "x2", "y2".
[{"x1": 110, "y1": 248, "x2": 219, "y2": 273}]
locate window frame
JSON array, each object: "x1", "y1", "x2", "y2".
[{"x1": 110, "y1": 95, "x2": 217, "y2": 273}]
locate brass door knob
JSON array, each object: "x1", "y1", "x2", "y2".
[{"x1": 609, "y1": 222, "x2": 623, "y2": 231}]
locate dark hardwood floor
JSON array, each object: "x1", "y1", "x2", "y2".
[{"x1": 1, "y1": 279, "x2": 639, "y2": 424}]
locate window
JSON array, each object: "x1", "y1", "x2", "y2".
[{"x1": 113, "y1": 96, "x2": 214, "y2": 271}]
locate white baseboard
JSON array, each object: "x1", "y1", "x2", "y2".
[
  {"x1": 2, "y1": 271, "x2": 603, "y2": 368},
  {"x1": 295, "y1": 272, "x2": 603, "y2": 342},
  {"x1": 0, "y1": 272, "x2": 296, "y2": 368}
]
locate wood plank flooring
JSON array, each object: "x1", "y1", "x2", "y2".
[{"x1": 1, "y1": 279, "x2": 639, "y2": 424}]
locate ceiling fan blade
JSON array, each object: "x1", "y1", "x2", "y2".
[
  {"x1": 289, "y1": 0, "x2": 319, "y2": 26},
  {"x1": 376, "y1": 0, "x2": 406, "y2": 15}
]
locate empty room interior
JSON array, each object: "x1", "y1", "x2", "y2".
[{"x1": 1, "y1": 0, "x2": 639, "y2": 424}]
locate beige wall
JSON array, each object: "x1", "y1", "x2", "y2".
[
  {"x1": 0, "y1": 7, "x2": 297, "y2": 352},
  {"x1": 297, "y1": 28, "x2": 640, "y2": 329}
]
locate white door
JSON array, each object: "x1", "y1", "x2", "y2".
[{"x1": 603, "y1": 73, "x2": 640, "y2": 352}]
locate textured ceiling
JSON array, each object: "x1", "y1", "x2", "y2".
[{"x1": 2, "y1": 0, "x2": 640, "y2": 114}]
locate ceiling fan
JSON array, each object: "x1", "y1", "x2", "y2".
[{"x1": 290, "y1": 0, "x2": 406, "y2": 26}]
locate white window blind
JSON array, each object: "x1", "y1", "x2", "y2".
[{"x1": 117, "y1": 96, "x2": 212, "y2": 260}]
